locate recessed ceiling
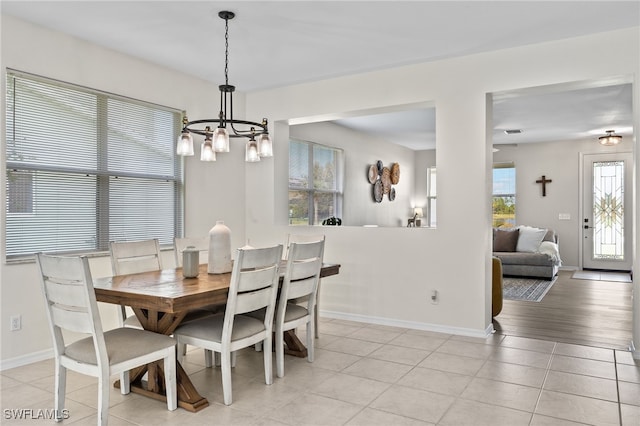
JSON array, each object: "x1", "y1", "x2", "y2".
[{"x1": 3, "y1": 1, "x2": 637, "y2": 149}]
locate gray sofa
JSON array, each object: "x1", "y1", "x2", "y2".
[{"x1": 493, "y1": 227, "x2": 560, "y2": 279}]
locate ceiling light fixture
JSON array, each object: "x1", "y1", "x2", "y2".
[
  {"x1": 598, "y1": 130, "x2": 622, "y2": 146},
  {"x1": 176, "y1": 10, "x2": 272, "y2": 163}
]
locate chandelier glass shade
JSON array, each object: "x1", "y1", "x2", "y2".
[
  {"x1": 598, "y1": 130, "x2": 622, "y2": 146},
  {"x1": 176, "y1": 11, "x2": 273, "y2": 162}
]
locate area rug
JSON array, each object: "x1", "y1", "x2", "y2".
[{"x1": 503, "y1": 276, "x2": 557, "y2": 302}]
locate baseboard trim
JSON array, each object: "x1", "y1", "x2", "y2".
[
  {"x1": 0, "y1": 348, "x2": 53, "y2": 372},
  {"x1": 559, "y1": 265, "x2": 579, "y2": 271},
  {"x1": 320, "y1": 310, "x2": 494, "y2": 339}
]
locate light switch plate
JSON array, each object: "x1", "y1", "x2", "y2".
[{"x1": 558, "y1": 213, "x2": 571, "y2": 220}]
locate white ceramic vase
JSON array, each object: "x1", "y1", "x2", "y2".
[{"x1": 208, "y1": 220, "x2": 232, "y2": 274}]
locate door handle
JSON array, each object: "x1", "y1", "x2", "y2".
[{"x1": 584, "y1": 225, "x2": 594, "y2": 229}]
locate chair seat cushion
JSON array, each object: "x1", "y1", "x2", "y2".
[
  {"x1": 246, "y1": 303, "x2": 309, "y2": 323},
  {"x1": 174, "y1": 314, "x2": 265, "y2": 343},
  {"x1": 64, "y1": 328, "x2": 175, "y2": 366},
  {"x1": 283, "y1": 303, "x2": 309, "y2": 322}
]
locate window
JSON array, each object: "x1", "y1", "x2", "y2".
[
  {"x1": 288, "y1": 139, "x2": 343, "y2": 225},
  {"x1": 5, "y1": 70, "x2": 183, "y2": 259},
  {"x1": 426, "y1": 166, "x2": 437, "y2": 227},
  {"x1": 493, "y1": 162, "x2": 516, "y2": 228}
]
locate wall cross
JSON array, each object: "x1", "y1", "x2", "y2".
[{"x1": 536, "y1": 175, "x2": 552, "y2": 197}]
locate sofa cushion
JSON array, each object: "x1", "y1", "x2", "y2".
[
  {"x1": 493, "y1": 228, "x2": 519, "y2": 252},
  {"x1": 516, "y1": 226, "x2": 547, "y2": 252},
  {"x1": 493, "y1": 251, "x2": 555, "y2": 267}
]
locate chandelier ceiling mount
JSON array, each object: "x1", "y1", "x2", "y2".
[{"x1": 598, "y1": 130, "x2": 622, "y2": 146}]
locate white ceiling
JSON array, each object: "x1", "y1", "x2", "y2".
[{"x1": 3, "y1": 1, "x2": 638, "y2": 150}]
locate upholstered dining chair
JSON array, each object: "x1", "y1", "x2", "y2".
[
  {"x1": 174, "y1": 236, "x2": 209, "y2": 268},
  {"x1": 174, "y1": 244, "x2": 283, "y2": 406},
  {"x1": 36, "y1": 253, "x2": 177, "y2": 426},
  {"x1": 109, "y1": 238, "x2": 163, "y2": 328},
  {"x1": 285, "y1": 233, "x2": 325, "y2": 338},
  {"x1": 274, "y1": 239, "x2": 325, "y2": 377}
]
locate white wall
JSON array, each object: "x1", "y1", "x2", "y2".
[
  {"x1": 1, "y1": 14, "x2": 639, "y2": 366},
  {"x1": 493, "y1": 138, "x2": 635, "y2": 269},
  {"x1": 0, "y1": 15, "x2": 249, "y2": 367},
  {"x1": 244, "y1": 28, "x2": 639, "y2": 344},
  {"x1": 290, "y1": 121, "x2": 417, "y2": 227}
]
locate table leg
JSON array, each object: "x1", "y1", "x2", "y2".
[
  {"x1": 115, "y1": 308, "x2": 209, "y2": 412},
  {"x1": 283, "y1": 330, "x2": 308, "y2": 358}
]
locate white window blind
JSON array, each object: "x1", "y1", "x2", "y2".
[
  {"x1": 288, "y1": 139, "x2": 343, "y2": 225},
  {"x1": 5, "y1": 70, "x2": 183, "y2": 259}
]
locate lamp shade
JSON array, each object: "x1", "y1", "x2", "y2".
[
  {"x1": 599, "y1": 130, "x2": 622, "y2": 146},
  {"x1": 213, "y1": 127, "x2": 230, "y2": 152},
  {"x1": 201, "y1": 138, "x2": 216, "y2": 162},
  {"x1": 258, "y1": 133, "x2": 273, "y2": 157},
  {"x1": 176, "y1": 131, "x2": 194, "y2": 156},
  {"x1": 245, "y1": 139, "x2": 260, "y2": 162},
  {"x1": 414, "y1": 207, "x2": 424, "y2": 217}
]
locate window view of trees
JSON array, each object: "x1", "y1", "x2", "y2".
[
  {"x1": 493, "y1": 164, "x2": 516, "y2": 228},
  {"x1": 289, "y1": 140, "x2": 343, "y2": 225}
]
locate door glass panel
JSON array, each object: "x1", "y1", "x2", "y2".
[{"x1": 592, "y1": 160, "x2": 624, "y2": 260}]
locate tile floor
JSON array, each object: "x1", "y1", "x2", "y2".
[{"x1": 1, "y1": 318, "x2": 639, "y2": 425}]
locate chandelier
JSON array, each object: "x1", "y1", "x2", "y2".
[
  {"x1": 598, "y1": 130, "x2": 622, "y2": 146},
  {"x1": 176, "y1": 11, "x2": 273, "y2": 162}
]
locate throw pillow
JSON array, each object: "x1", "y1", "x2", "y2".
[
  {"x1": 493, "y1": 229, "x2": 519, "y2": 252},
  {"x1": 516, "y1": 226, "x2": 547, "y2": 252}
]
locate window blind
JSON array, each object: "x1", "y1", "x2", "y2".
[
  {"x1": 288, "y1": 139, "x2": 343, "y2": 225},
  {"x1": 5, "y1": 70, "x2": 183, "y2": 259}
]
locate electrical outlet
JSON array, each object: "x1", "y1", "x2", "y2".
[
  {"x1": 430, "y1": 289, "x2": 439, "y2": 305},
  {"x1": 10, "y1": 315, "x2": 21, "y2": 331}
]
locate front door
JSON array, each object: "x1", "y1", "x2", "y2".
[{"x1": 582, "y1": 152, "x2": 633, "y2": 271}]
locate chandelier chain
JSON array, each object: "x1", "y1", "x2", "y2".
[{"x1": 224, "y1": 15, "x2": 229, "y2": 86}]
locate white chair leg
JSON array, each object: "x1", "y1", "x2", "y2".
[
  {"x1": 176, "y1": 342, "x2": 185, "y2": 364},
  {"x1": 97, "y1": 375, "x2": 110, "y2": 426},
  {"x1": 204, "y1": 349, "x2": 213, "y2": 368},
  {"x1": 120, "y1": 370, "x2": 130, "y2": 395},
  {"x1": 276, "y1": 327, "x2": 285, "y2": 378},
  {"x1": 54, "y1": 362, "x2": 66, "y2": 422},
  {"x1": 315, "y1": 284, "x2": 320, "y2": 339},
  {"x1": 221, "y1": 350, "x2": 233, "y2": 406},
  {"x1": 164, "y1": 351, "x2": 177, "y2": 411},
  {"x1": 307, "y1": 320, "x2": 315, "y2": 362},
  {"x1": 263, "y1": 336, "x2": 273, "y2": 385},
  {"x1": 254, "y1": 342, "x2": 263, "y2": 352}
]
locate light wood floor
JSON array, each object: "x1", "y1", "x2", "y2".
[{"x1": 493, "y1": 270, "x2": 634, "y2": 350}]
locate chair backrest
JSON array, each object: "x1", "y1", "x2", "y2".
[
  {"x1": 277, "y1": 239, "x2": 325, "y2": 320},
  {"x1": 109, "y1": 238, "x2": 163, "y2": 276},
  {"x1": 36, "y1": 253, "x2": 108, "y2": 366},
  {"x1": 284, "y1": 234, "x2": 325, "y2": 258},
  {"x1": 174, "y1": 237, "x2": 209, "y2": 267},
  {"x1": 222, "y1": 245, "x2": 283, "y2": 339}
]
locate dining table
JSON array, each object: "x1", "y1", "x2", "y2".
[{"x1": 93, "y1": 261, "x2": 341, "y2": 412}]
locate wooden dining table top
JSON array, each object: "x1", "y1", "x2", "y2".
[{"x1": 94, "y1": 262, "x2": 341, "y2": 314}]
